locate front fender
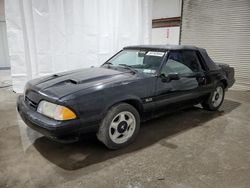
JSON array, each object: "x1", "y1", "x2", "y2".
[{"x1": 103, "y1": 94, "x2": 144, "y2": 116}]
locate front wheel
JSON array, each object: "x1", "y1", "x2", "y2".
[
  {"x1": 97, "y1": 103, "x2": 140, "y2": 149},
  {"x1": 202, "y1": 83, "x2": 225, "y2": 111}
]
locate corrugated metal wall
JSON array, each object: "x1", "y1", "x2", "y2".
[{"x1": 181, "y1": 0, "x2": 250, "y2": 89}]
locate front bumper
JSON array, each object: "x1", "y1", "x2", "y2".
[{"x1": 17, "y1": 95, "x2": 85, "y2": 140}]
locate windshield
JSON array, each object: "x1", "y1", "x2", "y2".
[{"x1": 103, "y1": 49, "x2": 166, "y2": 74}]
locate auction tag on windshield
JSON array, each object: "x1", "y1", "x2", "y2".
[
  {"x1": 146, "y1": 51, "x2": 165, "y2": 57},
  {"x1": 143, "y1": 69, "x2": 156, "y2": 74}
]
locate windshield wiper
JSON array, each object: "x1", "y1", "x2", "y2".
[
  {"x1": 118, "y1": 64, "x2": 137, "y2": 73},
  {"x1": 102, "y1": 62, "x2": 113, "y2": 69},
  {"x1": 103, "y1": 62, "x2": 113, "y2": 66}
]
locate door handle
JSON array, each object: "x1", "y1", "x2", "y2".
[{"x1": 197, "y1": 76, "x2": 206, "y2": 84}]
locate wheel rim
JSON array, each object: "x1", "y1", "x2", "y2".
[
  {"x1": 109, "y1": 111, "x2": 136, "y2": 144},
  {"x1": 212, "y1": 86, "x2": 223, "y2": 107}
]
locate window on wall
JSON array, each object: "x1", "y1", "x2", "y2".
[{"x1": 162, "y1": 50, "x2": 202, "y2": 75}]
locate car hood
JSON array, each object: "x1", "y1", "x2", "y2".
[{"x1": 26, "y1": 67, "x2": 136, "y2": 102}]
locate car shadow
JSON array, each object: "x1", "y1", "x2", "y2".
[{"x1": 31, "y1": 99, "x2": 240, "y2": 171}]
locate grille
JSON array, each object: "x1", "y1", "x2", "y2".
[{"x1": 25, "y1": 97, "x2": 38, "y2": 110}]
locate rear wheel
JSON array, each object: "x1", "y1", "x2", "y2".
[
  {"x1": 97, "y1": 103, "x2": 140, "y2": 149},
  {"x1": 202, "y1": 83, "x2": 225, "y2": 111}
]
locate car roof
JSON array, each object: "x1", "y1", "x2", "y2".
[{"x1": 123, "y1": 44, "x2": 203, "y2": 51}]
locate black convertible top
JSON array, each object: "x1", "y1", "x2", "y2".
[
  {"x1": 124, "y1": 44, "x2": 200, "y2": 51},
  {"x1": 124, "y1": 44, "x2": 219, "y2": 71}
]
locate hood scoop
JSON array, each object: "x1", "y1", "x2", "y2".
[
  {"x1": 42, "y1": 75, "x2": 120, "y2": 91},
  {"x1": 53, "y1": 74, "x2": 59, "y2": 77},
  {"x1": 68, "y1": 79, "x2": 78, "y2": 84},
  {"x1": 68, "y1": 75, "x2": 117, "y2": 85}
]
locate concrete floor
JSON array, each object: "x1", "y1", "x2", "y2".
[{"x1": 0, "y1": 70, "x2": 250, "y2": 188}]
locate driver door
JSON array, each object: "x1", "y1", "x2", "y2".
[{"x1": 154, "y1": 50, "x2": 206, "y2": 109}]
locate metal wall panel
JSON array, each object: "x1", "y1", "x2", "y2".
[{"x1": 181, "y1": 0, "x2": 250, "y2": 89}]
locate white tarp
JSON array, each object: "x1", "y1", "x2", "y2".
[{"x1": 5, "y1": 0, "x2": 152, "y2": 93}]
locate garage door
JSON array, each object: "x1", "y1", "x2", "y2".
[{"x1": 180, "y1": 0, "x2": 250, "y2": 89}]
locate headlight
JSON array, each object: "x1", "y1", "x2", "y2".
[{"x1": 37, "y1": 101, "x2": 76, "y2": 121}]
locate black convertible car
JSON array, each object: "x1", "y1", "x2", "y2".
[{"x1": 17, "y1": 45, "x2": 235, "y2": 149}]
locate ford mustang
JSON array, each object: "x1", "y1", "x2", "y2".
[{"x1": 17, "y1": 45, "x2": 235, "y2": 149}]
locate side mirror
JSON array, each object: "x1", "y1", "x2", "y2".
[
  {"x1": 167, "y1": 73, "x2": 180, "y2": 81},
  {"x1": 159, "y1": 72, "x2": 180, "y2": 83},
  {"x1": 159, "y1": 73, "x2": 168, "y2": 82}
]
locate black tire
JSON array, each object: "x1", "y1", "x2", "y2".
[
  {"x1": 202, "y1": 82, "x2": 225, "y2": 111},
  {"x1": 96, "y1": 103, "x2": 140, "y2": 149}
]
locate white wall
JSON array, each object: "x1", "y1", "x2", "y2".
[
  {"x1": 152, "y1": 0, "x2": 182, "y2": 45},
  {"x1": 5, "y1": 0, "x2": 152, "y2": 93},
  {"x1": 152, "y1": 0, "x2": 182, "y2": 19},
  {"x1": 0, "y1": 22, "x2": 9, "y2": 68},
  {"x1": 152, "y1": 27, "x2": 180, "y2": 45},
  {"x1": 0, "y1": 0, "x2": 9, "y2": 68},
  {"x1": 0, "y1": 0, "x2": 4, "y2": 21}
]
